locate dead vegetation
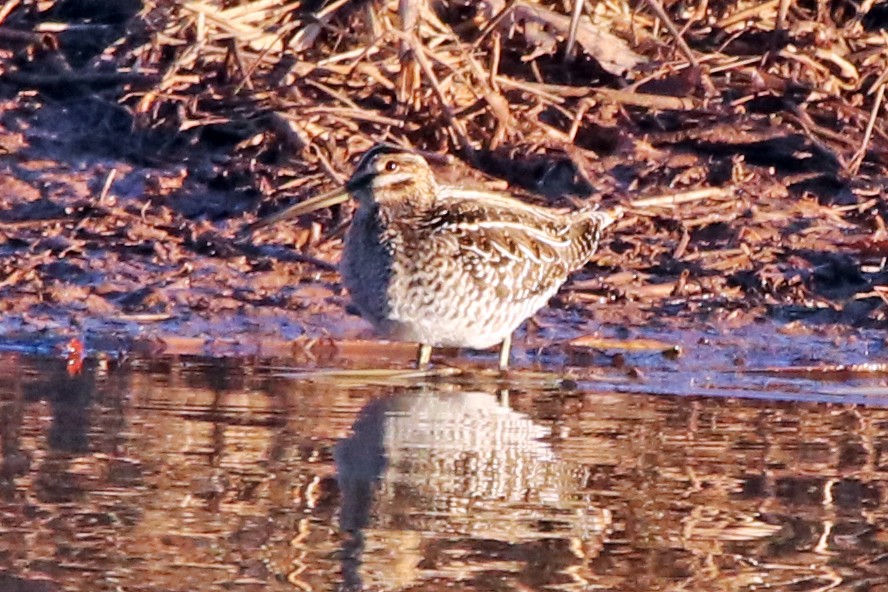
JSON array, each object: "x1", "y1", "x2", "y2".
[{"x1": 0, "y1": 0, "x2": 887, "y2": 350}]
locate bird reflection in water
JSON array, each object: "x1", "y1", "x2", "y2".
[{"x1": 334, "y1": 387, "x2": 610, "y2": 591}]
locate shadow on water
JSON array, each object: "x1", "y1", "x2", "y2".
[{"x1": 1, "y1": 351, "x2": 888, "y2": 590}]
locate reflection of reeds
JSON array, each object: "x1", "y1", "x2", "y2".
[{"x1": 560, "y1": 393, "x2": 888, "y2": 588}]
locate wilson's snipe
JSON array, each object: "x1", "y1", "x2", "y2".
[{"x1": 246, "y1": 144, "x2": 620, "y2": 369}]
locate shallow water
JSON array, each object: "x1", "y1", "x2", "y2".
[{"x1": 2, "y1": 345, "x2": 888, "y2": 591}]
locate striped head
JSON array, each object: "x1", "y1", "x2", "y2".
[{"x1": 346, "y1": 145, "x2": 438, "y2": 210}]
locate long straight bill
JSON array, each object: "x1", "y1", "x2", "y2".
[{"x1": 244, "y1": 186, "x2": 351, "y2": 235}]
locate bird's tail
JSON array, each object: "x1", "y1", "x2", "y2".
[{"x1": 565, "y1": 205, "x2": 623, "y2": 270}]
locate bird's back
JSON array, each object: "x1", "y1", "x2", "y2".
[{"x1": 427, "y1": 187, "x2": 615, "y2": 283}]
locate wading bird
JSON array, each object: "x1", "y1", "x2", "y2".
[{"x1": 246, "y1": 144, "x2": 620, "y2": 369}]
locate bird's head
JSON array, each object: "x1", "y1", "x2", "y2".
[
  {"x1": 241, "y1": 144, "x2": 438, "y2": 236},
  {"x1": 346, "y1": 144, "x2": 438, "y2": 209}
]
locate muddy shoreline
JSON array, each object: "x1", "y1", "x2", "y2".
[{"x1": 0, "y1": 1, "x2": 886, "y2": 367}]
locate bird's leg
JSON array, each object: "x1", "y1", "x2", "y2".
[
  {"x1": 498, "y1": 334, "x2": 512, "y2": 370},
  {"x1": 417, "y1": 343, "x2": 432, "y2": 369},
  {"x1": 498, "y1": 388, "x2": 509, "y2": 406}
]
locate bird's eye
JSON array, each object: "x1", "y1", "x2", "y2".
[{"x1": 384, "y1": 160, "x2": 399, "y2": 172}]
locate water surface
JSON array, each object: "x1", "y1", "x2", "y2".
[{"x1": 1, "y1": 350, "x2": 888, "y2": 591}]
